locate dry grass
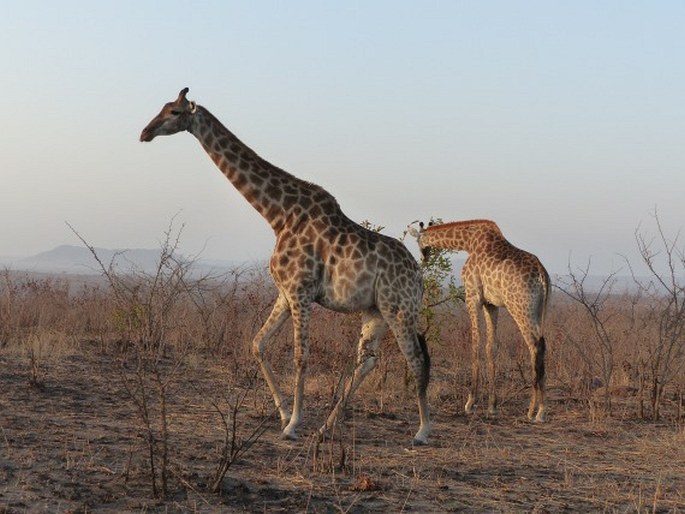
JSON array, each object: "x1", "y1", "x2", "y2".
[{"x1": 1, "y1": 269, "x2": 684, "y2": 513}]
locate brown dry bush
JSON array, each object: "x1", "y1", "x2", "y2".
[
  {"x1": 62, "y1": 222, "x2": 281, "y2": 499},
  {"x1": 0, "y1": 271, "x2": 71, "y2": 348},
  {"x1": 2, "y1": 219, "x2": 684, "y2": 511},
  {"x1": 630, "y1": 213, "x2": 685, "y2": 420},
  {"x1": 0, "y1": 270, "x2": 110, "y2": 386},
  {"x1": 553, "y1": 212, "x2": 685, "y2": 422},
  {"x1": 1, "y1": 256, "x2": 681, "y2": 429}
]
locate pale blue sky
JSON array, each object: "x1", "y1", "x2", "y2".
[{"x1": 1, "y1": 1, "x2": 683, "y2": 275}]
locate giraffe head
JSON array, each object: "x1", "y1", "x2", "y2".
[
  {"x1": 405, "y1": 221, "x2": 432, "y2": 262},
  {"x1": 140, "y1": 87, "x2": 198, "y2": 142}
]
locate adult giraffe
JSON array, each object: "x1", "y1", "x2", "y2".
[
  {"x1": 140, "y1": 88, "x2": 431, "y2": 444},
  {"x1": 409, "y1": 219, "x2": 549, "y2": 422}
]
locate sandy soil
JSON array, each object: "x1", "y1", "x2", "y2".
[{"x1": 1, "y1": 347, "x2": 684, "y2": 513}]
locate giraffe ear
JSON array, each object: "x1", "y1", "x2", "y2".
[{"x1": 188, "y1": 101, "x2": 197, "y2": 113}]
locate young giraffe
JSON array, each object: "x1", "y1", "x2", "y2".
[
  {"x1": 140, "y1": 88, "x2": 431, "y2": 444},
  {"x1": 409, "y1": 219, "x2": 549, "y2": 422}
]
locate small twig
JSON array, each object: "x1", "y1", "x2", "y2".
[{"x1": 170, "y1": 466, "x2": 211, "y2": 506}]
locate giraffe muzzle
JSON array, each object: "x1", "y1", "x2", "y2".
[{"x1": 139, "y1": 127, "x2": 154, "y2": 142}]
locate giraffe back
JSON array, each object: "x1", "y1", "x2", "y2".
[{"x1": 464, "y1": 239, "x2": 549, "y2": 334}]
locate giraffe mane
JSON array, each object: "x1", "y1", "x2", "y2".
[{"x1": 425, "y1": 219, "x2": 501, "y2": 234}]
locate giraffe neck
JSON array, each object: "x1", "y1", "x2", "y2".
[
  {"x1": 188, "y1": 105, "x2": 328, "y2": 233},
  {"x1": 421, "y1": 219, "x2": 504, "y2": 253}
]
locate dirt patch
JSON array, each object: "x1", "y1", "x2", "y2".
[{"x1": 1, "y1": 349, "x2": 684, "y2": 513}]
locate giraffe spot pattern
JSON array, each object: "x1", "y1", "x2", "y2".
[{"x1": 141, "y1": 95, "x2": 432, "y2": 442}]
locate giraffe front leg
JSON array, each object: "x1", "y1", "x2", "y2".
[
  {"x1": 320, "y1": 313, "x2": 387, "y2": 439},
  {"x1": 252, "y1": 294, "x2": 292, "y2": 427},
  {"x1": 282, "y1": 300, "x2": 312, "y2": 440}
]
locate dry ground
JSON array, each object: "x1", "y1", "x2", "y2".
[{"x1": 1, "y1": 345, "x2": 684, "y2": 513}]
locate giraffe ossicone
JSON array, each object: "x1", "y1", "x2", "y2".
[
  {"x1": 413, "y1": 219, "x2": 550, "y2": 422},
  {"x1": 404, "y1": 221, "x2": 421, "y2": 239},
  {"x1": 140, "y1": 88, "x2": 432, "y2": 445}
]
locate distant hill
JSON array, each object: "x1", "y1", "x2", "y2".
[
  {"x1": 0, "y1": 245, "x2": 648, "y2": 292},
  {"x1": 0, "y1": 245, "x2": 239, "y2": 275}
]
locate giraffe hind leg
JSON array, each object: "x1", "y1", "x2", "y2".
[
  {"x1": 528, "y1": 335, "x2": 546, "y2": 422},
  {"x1": 320, "y1": 312, "x2": 387, "y2": 438},
  {"x1": 483, "y1": 304, "x2": 499, "y2": 417},
  {"x1": 412, "y1": 332, "x2": 432, "y2": 445},
  {"x1": 464, "y1": 295, "x2": 481, "y2": 415},
  {"x1": 385, "y1": 315, "x2": 431, "y2": 445}
]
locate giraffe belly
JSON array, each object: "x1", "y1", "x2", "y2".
[
  {"x1": 315, "y1": 273, "x2": 376, "y2": 313},
  {"x1": 316, "y1": 287, "x2": 375, "y2": 312},
  {"x1": 482, "y1": 286, "x2": 506, "y2": 307}
]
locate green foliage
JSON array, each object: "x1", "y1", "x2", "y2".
[
  {"x1": 364, "y1": 217, "x2": 464, "y2": 345},
  {"x1": 112, "y1": 304, "x2": 146, "y2": 334},
  {"x1": 418, "y1": 218, "x2": 465, "y2": 344},
  {"x1": 359, "y1": 220, "x2": 385, "y2": 233}
]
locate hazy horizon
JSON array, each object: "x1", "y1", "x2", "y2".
[{"x1": 2, "y1": 2, "x2": 683, "y2": 277}]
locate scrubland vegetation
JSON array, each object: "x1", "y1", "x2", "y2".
[{"x1": 0, "y1": 217, "x2": 683, "y2": 512}]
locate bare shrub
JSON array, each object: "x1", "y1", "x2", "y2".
[
  {"x1": 70, "y1": 221, "x2": 209, "y2": 498},
  {"x1": 185, "y1": 267, "x2": 245, "y2": 356},
  {"x1": 67, "y1": 220, "x2": 281, "y2": 499},
  {"x1": 188, "y1": 264, "x2": 277, "y2": 367},
  {"x1": 555, "y1": 266, "x2": 625, "y2": 417},
  {"x1": 628, "y1": 211, "x2": 685, "y2": 420},
  {"x1": 207, "y1": 370, "x2": 274, "y2": 493},
  {"x1": 555, "y1": 213, "x2": 685, "y2": 422}
]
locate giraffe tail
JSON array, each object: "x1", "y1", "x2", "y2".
[
  {"x1": 537, "y1": 265, "x2": 551, "y2": 334},
  {"x1": 417, "y1": 333, "x2": 431, "y2": 395},
  {"x1": 535, "y1": 267, "x2": 549, "y2": 389}
]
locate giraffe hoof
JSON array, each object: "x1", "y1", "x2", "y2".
[
  {"x1": 281, "y1": 428, "x2": 298, "y2": 441},
  {"x1": 411, "y1": 426, "x2": 430, "y2": 447}
]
